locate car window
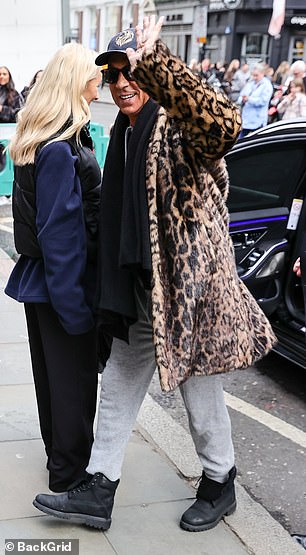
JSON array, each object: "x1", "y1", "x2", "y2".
[{"x1": 226, "y1": 145, "x2": 306, "y2": 213}]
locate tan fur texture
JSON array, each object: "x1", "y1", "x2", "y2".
[{"x1": 134, "y1": 41, "x2": 277, "y2": 392}]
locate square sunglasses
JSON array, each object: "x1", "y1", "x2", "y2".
[{"x1": 103, "y1": 65, "x2": 135, "y2": 85}]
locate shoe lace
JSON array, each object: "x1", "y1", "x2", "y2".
[{"x1": 68, "y1": 473, "x2": 95, "y2": 494}]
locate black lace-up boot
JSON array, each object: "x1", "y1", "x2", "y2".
[
  {"x1": 33, "y1": 473, "x2": 120, "y2": 530},
  {"x1": 180, "y1": 466, "x2": 237, "y2": 532}
]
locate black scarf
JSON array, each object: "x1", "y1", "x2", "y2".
[{"x1": 95, "y1": 98, "x2": 158, "y2": 354}]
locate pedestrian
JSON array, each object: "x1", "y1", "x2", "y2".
[
  {"x1": 20, "y1": 69, "x2": 44, "y2": 102},
  {"x1": 188, "y1": 58, "x2": 200, "y2": 74},
  {"x1": 5, "y1": 42, "x2": 102, "y2": 493},
  {"x1": 223, "y1": 58, "x2": 240, "y2": 97},
  {"x1": 0, "y1": 66, "x2": 22, "y2": 122},
  {"x1": 33, "y1": 16, "x2": 276, "y2": 532},
  {"x1": 238, "y1": 63, "x2": 273, "y2": 139},
  {"x1": 277, "y1": 78, "x2": 306, "y2": 119},
  {"x1": 285, "y1": 60, "x2": 306, "y2": 91},
  {"x1": 273, "y1": 60, "x2": 290, "y2": 87},
  {"x1": 228, "y1": 62, "x2": 250, "y2": 103},
  {"x1": 200, "y1": 57, "x2": 212, "y2": 81}
]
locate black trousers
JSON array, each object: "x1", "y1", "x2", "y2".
[{"x1": 24, "y1": 303, "x2": 98, "y2": 492}]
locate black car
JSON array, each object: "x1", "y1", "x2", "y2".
[{"x1": 226, "y1": 119, "x2": 306, "y2": 369}]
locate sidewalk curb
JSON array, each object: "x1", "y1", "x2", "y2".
[{"x1": 137, "y1": 394, "x2": 304, "y2": 555}]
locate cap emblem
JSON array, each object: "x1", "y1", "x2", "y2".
[{"x1": 115, "y1": 29, "x2": 135, "y2": 47}]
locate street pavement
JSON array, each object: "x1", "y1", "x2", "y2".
[{"x1": 0, "y1": 250, "x2": 304, "y2": 554}]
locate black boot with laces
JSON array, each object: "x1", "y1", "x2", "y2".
[
  {"x1": 180, "y1": 466, "x2": 237, "y2": 532},
  {"x1": 33, "y1": 473, "x2": 120, "y2": 530}
]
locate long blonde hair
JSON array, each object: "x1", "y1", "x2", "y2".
[{"x1": 10, "y1": 42, "x2": 100, "y2": 165}]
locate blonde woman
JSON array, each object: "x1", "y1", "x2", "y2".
[{"x1": 5, "y1": 43, "x2": 102, "y2": 493}]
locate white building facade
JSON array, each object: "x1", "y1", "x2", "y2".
[
  {"x1": 0, "y1": 0, "x2": 66, "y2": 92},
  {"x1": 69, "y1": 0, "x2": 156, "y2": 56},
  {"x1": 69, "y1": 0, "x2": 207, "y2": 63}
]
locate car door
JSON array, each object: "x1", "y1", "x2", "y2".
[{"x1": 226, "y1": 125, "x2": 306, "y2": 317}]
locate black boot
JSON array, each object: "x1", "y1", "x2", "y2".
[
  {"x1": 180, "y1": 466, "x2": 237, "y2": 532},
  {"x1": 33, "y1": 473, "x2": 119, "y2": 530}
]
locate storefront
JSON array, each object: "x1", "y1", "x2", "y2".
[
  {"x1": 155, "y1": 0, "x2": 206, "y2": 63},
  {"x1": 206, "y1": 1, "x2": 306, "y2": 70},
  {"x1": 286, "y1": 14, "x2": 306, "y2": 62}
]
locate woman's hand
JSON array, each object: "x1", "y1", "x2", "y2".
[
  {"x1": 293, "y1": 257, "x2": 301, "y2": 277},
  {"x1": 126, "y1": 15, "x2": 164, "y2": 72}
]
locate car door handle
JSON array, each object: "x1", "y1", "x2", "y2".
[{"x1": 240, "y1": 239, "x2": 288, "y2": 280}]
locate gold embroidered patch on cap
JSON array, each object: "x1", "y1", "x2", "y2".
[{"x1": 115, "y1": 30, "x2": 135, "y2": 47}]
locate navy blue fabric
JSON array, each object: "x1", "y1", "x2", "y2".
[{"x1": 5, "y1": 141, "x2": 95, "y2": 335}]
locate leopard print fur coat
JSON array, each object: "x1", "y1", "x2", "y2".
[{"x1": 133, "y1": 41, "x2": 277, "y2": 392}]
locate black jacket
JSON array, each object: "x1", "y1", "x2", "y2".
[
  {"x1": 0, "y1": 87, "x2": 22, "y2": 123},
  {"x1": 13, "y1": 126, "x2": 101, "y2": 261}
]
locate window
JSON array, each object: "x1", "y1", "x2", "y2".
[
  {"x1": 89, "y1": 8, "x2": 98, "y2": 50},
  {"x1": 241, "y1": 33, "x2": 270, "y2": 66},
  {"x1": 226, "y1": 145, "x2": 306, "y2": 213},
  {"x1": 289, "y1": 37, "x2": 306, "y2": 63}
]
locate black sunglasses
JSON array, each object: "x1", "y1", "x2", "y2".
[{"x1": 103, "y1": 65, "x2": 135, "y2": 85}]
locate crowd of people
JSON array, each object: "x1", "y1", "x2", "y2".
[{"x1": 188, "y1": 56, "x2": 306, "y2": 137}]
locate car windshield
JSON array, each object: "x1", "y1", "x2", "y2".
[{"x1": 227, "y1": 145, "x2": 306, "y2": 212}]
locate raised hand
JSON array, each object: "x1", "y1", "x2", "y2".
[{"x1": 126, "y1": 15, "x2": 164, "y2": 71}]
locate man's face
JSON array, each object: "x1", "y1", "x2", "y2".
[
  {"x1": 252, "y1": 69, "x2": 264, "y2": 83},
  {"x1": 107, "y1": 53, "x2": 150, "y2": 126}
]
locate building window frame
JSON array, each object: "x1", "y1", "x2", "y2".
[
  {"x1": 289, "y1": 35, "x2": 306, "y2": 63},
  {"x1": 241, "y1": 32, "x2": 271, "y2": 66}
]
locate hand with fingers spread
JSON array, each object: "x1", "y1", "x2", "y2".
[{"x1": 126, "y1": 15, "x2": 164, "y2": 71}]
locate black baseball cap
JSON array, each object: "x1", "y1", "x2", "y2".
[{"x1": 95, "y1": 28, "x2": 137, "y2": 66}]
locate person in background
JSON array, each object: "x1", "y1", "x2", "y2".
[
  {"x1": 277, "y1": 78, "x2": 306, "y2": 119},
  {"x1": 214, "y1": 60, "x2": 226, "y2": 82},
  {"x1": 285, "y1": 60, "x2": 306, "y2": 91},
  {"x1": 223, "y1": 59, "x2": 240, "y2": 92},
  {"x1": 273, "y1": 60, "x2": 290, "y2": 88},
  {"x1": 0, "y1": 66, "x2": 22, "y2": 122},
  {"x1": 264, "y1": 64, "x2": 275, "y2": 82},
  {"x1": 267, "y1": 86, "x2": 284, "y2": 123},
  {"x1": 21, "y1": 69, "x2": 44, "y2": 102},
  {"x1": 238, "y1": 63, "x2": 273, "y2": 139},
  {"x1": 188, "y1": 58, "x2": 200, "y2": 74},
  {"x1": 200, "y1": 57, "x2": 212, "y2": 80},
  {"x1": 229, "y1": 62, "x2": 250, "y2": 103},
  {"x1": 32, "y1": 16, "x2": 276, "y2": 533},
  {"x1": 5, "y1": 43, "x2": 102, "y2": 493}
]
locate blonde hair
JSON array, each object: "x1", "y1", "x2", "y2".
[{"x1": 10, "y1": 42, "x2": 100, "y2": 165}]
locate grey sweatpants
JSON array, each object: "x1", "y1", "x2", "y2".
[{"x1": 87, "y1": 281, "x2": 234, "y2": 482}]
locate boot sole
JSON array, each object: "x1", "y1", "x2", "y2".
[
  {"x1": 33, "y1": 499, "x2": 111, "y2": 530},
  {"x1": 180, "y1": 501, "x2": 237, "y2": 532}
]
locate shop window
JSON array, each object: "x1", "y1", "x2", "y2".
[
  {"x1": 205, "y1": 34, "x2": 225, "y2": 65},
  {"x1": 289, "y1": 37, "x2": 306, "y2": 62},
  {"x1": 241, "y1": 33, "x2": 270, "y2": 66}
]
